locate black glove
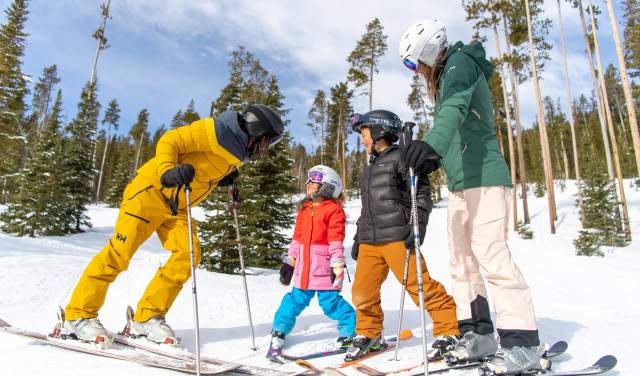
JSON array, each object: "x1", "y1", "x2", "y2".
[
  {"x1": 218, "y1": 168, "x2": 239, "y2": 187},
  {"x1": 405, "y1": 226, "x2": 426, "y2": 248},
  {"x1": 279, "y1": 262, "x2": 294, "y2": 285},
  {"x1": 161, "y1": 164, "x2": 195, "y2": 188},
  {"x1": 401, "y1": 140, "x2": 440, "y2": 172},
  {"x1": 351, "y1": 238, "x2": 359, "y2": 261}
]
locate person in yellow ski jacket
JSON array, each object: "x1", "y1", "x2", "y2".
[{"x1": 62, "y1": 104, "x2": 284, "y2": 346}]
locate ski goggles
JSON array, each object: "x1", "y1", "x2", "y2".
[
  {"x1": 306, "y1": 170, "x2": 324, "y2": 184},
  {"x1": 244, "y1": 112, "x2": 283, "y2": 148},
  {"x1": 402, "y1": 57, "x2": 417, "y2": 72}
]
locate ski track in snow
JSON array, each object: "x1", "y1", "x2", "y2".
[{"x1": 0, "y1": 181, "x2": 637, "y2": 375}]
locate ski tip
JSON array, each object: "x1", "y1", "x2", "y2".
[
  {"x1": 398, "y1": 329, "x2": 413, "y2": 340},
  {"x1": 0, "y1": 319, "x2": 10, "y2": 328},
  {"x1": 594, "y1": 355, "x2": 617, "y2": 370},
  {"x1": 548, "y1": 340, "x2": 568, "y2": 354}
]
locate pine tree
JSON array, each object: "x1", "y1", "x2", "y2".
[
  {"x1": 129, "y1": 108, "x2": 149, "y2": 173},
  {"x1": 171, "y1": 100, "x2": 201, "y2": 128},
  {"x1": 574, "y1": 159, "x2": 628, "y2": 257},
  {"x1": 61, "y1": 82, "x2": 100, "y2": 232},
  {"x1": 347, "y1": 18, "x2": 388, "y2": 111},
  {"x1": 308, "y1": 90, "x2": 329, "y2": 164},
  {"x1": 1, "y1": 90, "x2": 68, "y2": 236},
  {"x1": 29, "y1": 65, "x2": 60, "y2": 136},
  {"x1": 199, "y1": 48, "x2": 295, "y2": 273},
  {"x1": 406, "y1": 74, "x2": 432, "y2": 135},
  {"x1": 622, "y1": 0, "x2": 640, "y2": 81},
  {"x1": 95, "y1": 98, "x2": 120, "y2": 202},
  {"x1": 104, "y1": 137, "x2": 132, "y2": 207},
  {"x1": 0, "y1": 0, "x2": 29, "y2": 202},
  {"x1": 327, "y1": 82, "x2": 353, "y2": 189}
]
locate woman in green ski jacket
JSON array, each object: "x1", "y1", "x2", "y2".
[{"x1": 397, "y1": 19, "x2": 544, "y2": 375}]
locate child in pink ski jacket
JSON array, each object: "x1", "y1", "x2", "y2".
[{"x1": 266, "y1": 165, "x2": 355, "y2": 361}]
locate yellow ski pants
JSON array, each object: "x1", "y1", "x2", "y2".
[{"x1": 65, "y1": 176, "x2": 200, "y2": 322}]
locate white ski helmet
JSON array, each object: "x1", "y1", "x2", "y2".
[
  {"x1": 399, "y1": 19, "x2": 447, "y2": 71},
  {"x1": 306, "y1": 165, "x2": 343, "y2": 199}
]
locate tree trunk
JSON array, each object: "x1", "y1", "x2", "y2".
[
  {"x1": 525, "y1": 0, "x2": 556, "y2": 233},
  {"x1": 493, "y1": 24, "x2": 518, "y2": 231},
  {"x1": 321, "y1": 111, "x2": 325, "y2": 164},
  {"x1": 502, "y1": 15, "x2": 530, "y2": 224},
  {"x1": 134, "y1": 135, "x2": 143, "y2": 173},
  {"x1": 614, "y1": 97, "x2": 630, "y2": 148},
  {"x1": 588, "y1": 0, "x2": 632, "y2": 240},
  {"x1": 340, "y1": 108, "x2": 347, "y2": 190},
  {"x1": 369, "y1": 49, "x2": 374, "y2": 111},
  {"x1": 559, "y1": 129, "x2": 570, "y2": 180},
  {"x1": 577, "y1": 0, "x2": 615, "y2": 181},
  {"x1": 604, "y1": 0, "x2": 640, "y2": 178},
  {"x1": 95, "y1": 126, "x2": 110, "y2": 202},
  {"x1": 557, "y1": 0, "x2": 584, "y2": 223}
]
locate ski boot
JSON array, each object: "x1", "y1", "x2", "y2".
[
  {"x1": 444, "y1": 331, "x2": 498, "y2": 364},
  {"x1": 54, "y1": 306, "x2": 113, "y2": 349},
  {"x1": 122, "y1": 306, "x2": 179, "y2": 346},
  {"x1": 479, "y1": 345, "x2": 549, "y2": 375},
  {"x1": 266, "y1": 331, "x2": 286, "y2": 363},
  {"x1": 344, "y1": 335, "x2": 386, "y2": 362},
  {"x1": 336, "y1": 336, "x2": 354, "y2": 350},
  {"x1": 428, "y1": 335, "x2": 459, "y2": 361}
]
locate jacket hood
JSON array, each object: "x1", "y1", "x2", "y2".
[
  {"x1": 445, "y1": 41, "x2": 494, "y2": 80},
  {"x1": 214, "y1": 110, "x2": 250, "y2": 162}
]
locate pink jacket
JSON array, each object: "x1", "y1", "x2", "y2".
[{"x1": 288, "y1": 200, "x2": 346, "y2": 291}]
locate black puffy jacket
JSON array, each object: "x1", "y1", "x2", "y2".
[{"x1": 356, "y1": 145, "x2": 432, "y2": 244}]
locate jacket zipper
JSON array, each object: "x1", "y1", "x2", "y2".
[
  {"x1": 365, "y1": 165, "x2": 377, "y2": 242},
  {"x1": 302, "y1": 205, "x2": 314, "y2": 290}
]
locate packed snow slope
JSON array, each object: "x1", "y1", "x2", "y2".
[{"x1": 0, "y1": 181, "x2": 637, "y2": 375}]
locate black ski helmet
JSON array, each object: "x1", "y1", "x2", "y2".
[
  {"x1": 242, "y1": 104, "x2": 284, "y2": 148},
  {"x1": 351, "y1": 109, "x2": 401, "y2": 143}
]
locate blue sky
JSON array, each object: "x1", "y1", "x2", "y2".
[{"x1": 3, "y1": 0, "x2": 627, "y2": 151}]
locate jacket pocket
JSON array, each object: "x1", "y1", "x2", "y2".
[
  {"x1": 311, "y1": 255, "x2": 331, "y2": 277},
  {"x1": 127, "y1": 185, "x2": 153, "y2": 201}
]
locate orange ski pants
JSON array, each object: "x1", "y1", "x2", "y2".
[{"x1": 352, "y1": 241, "x2": 460, "y2": 339}]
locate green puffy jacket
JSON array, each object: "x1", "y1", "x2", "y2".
[{"x1": 424, "y1": 41, "x2": 511, "y2": 192}]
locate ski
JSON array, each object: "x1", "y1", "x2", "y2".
[
  {"x1": 353, "y1": 340, "x2": 569, "y2": 376},
  {"x1": 294, "y1": 359, "x2": 347, "y2": 376},
  {"x1": 281, "y1": 330, "x2": 414, "y2": 361},
  {"x1": 0, "y1": 318, "x2": 236, "y2": 374},
  {"x1": 116, "y1": 306, "x2": 294, "y2": 376},
  {"x1": 477, "y1": 355, "x2": 617, "y2": 376},
  {"x1": 339, "y1": 341, "x2": 397, "y2": 368}
]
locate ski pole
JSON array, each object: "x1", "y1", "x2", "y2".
[
  {"x1": 394, "y1": 122, "x2": 416, "y2": 361},
  {"x1": 229, "y1": 184, "x2": 258, "y2": 351},
  {"x1": 184, "y1": 184, "x2": 201, "y2": 376},
  {"x1": 403, "y1": 122, "x2": 429, "y2": 375},
  {"x1": 393, "y1": 246, "x2": 411, "y2": 361}
]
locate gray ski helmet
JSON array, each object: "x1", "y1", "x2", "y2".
[
  {"x1": 242, "y1": 104, "x2": 284, "y2": 148},
  {"x1": 351, "y1": 109, "x2": 402, "y2": 143}
]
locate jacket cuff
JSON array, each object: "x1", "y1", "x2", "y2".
[
  {"x1": 288, "y1": 239, "x2": 301, "y2": 259},
  {"x1": 328, "y1": 240, "x2": 345, "y2": 266}
]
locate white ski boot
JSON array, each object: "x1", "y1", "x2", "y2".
[
  {"x1": 483, "y1": 345, "x2": 548, "y2": 374},
  {"x1": 56, "y1": 306, "x2": 113, "y2": 348},
  {"x1": 446, "y1": 331, "x2": 498, "y2": 363},
  {"x1": 122, "y1": 306, "x2": 179, "y2": 346},
  {"x1": 428, "y1": 335, "x2": 459, "y2": 360}
]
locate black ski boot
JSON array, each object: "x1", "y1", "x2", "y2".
[
  {"x1": 344, "y1": 335, "x2": 386, "y2": 362},
  {"x1": 428, "y1": 335, "x2": 459, "y2": 361},
  {"x1": 337, "y1": 336, "x2": 354, "y2": 350}
]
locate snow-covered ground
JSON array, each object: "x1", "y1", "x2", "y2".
[{"x1": 0, "y1": 181, "x2": 638, "y2": 375}]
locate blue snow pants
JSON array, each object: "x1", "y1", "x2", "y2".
[{"x1": 273, "y1": 288, "x2": 356, "y2": 337}]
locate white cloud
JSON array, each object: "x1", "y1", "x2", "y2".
[{"x1": 34, "y1": 0, "x2": 625, "y2": 147}]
